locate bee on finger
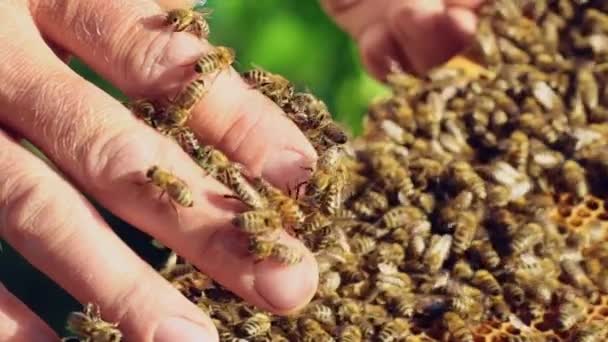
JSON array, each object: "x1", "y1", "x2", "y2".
[
  {"x1": 223, "y1": 166, "x2": 268, "y2": 210},
  {"x1": 247, "y1": 237, "x2": 302, "y2": 265},
  {"x1": 195, "y1": 46, "x2": 236, "y2": 75},
  {"x1": 165, "y1": 2, "x2": 212, "y2": 39},
  {"x1": 65, "y1": 303, "x2": 122, "y2": 342},
  {"x1": 242, "y1": 67, "x2": 294, "y2": 107},
  {"x1": 163, "y1": 79, "x2": 209, "y2": 127},
  {"x1": 125, "y1": 99, "x2": 160, "y2": 128},
  {"x1": 253, "y1": 177, "x2": 305, "y2": 228},
  {"x1": 146, "y1": 165, "x2": 194, "y2": 209},
  {"x1": 231, "y1": 210, "x2": 282, "y2": 236}
]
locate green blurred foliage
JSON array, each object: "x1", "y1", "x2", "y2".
[{"x1": 0, "y1": 0, "x2": 389, "y2": 335}]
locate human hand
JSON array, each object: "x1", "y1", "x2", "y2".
[
  {"x1": 321, "y1": 0, "x2": 485, "y2": 79},
  {"x1": 0, "y1": 0, "x2": 318, "y2": 341}
]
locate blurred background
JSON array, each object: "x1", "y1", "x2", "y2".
[{"x1": 0, "y1": 0, "x2": 389, "y2": 335}]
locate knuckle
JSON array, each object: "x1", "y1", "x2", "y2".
[
  {"x1": 82, "y1": 124, "x2": 157, "y2": 190},
  {"x1": 122, "y1": 30, "x2": 173, "y2": 93},
  {"x1": 0, "y1": 172, "x2": 71, "y2": 251}
]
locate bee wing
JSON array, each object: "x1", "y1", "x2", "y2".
[{"x1": 193, "y1": 0, "x2": 209, "y2": 10}]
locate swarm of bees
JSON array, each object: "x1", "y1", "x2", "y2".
[{"x1": 65, "y1": 0, "x2": 608, "y2": 341}]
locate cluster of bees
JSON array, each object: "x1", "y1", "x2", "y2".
[{"x1": 63, "y1": 0, "x2": 608, "y2": 341}]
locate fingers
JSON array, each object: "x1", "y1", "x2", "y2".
[
  {"x1": 323, "y1": 0, "x2": 483, "y2": 77},
  {"x1": 0, "y1": 11, "x2": 317, "y2": 314},
  {"x1": 0, "y1": 283, "x2": 57, "y2": 341},
  {"x1": 32, "y1": 0, "x2": 316, "y2": 183},
  {"x1": 387, "y1": 0, "x2": 477, "y2": 74},
  {"x1": 0, "y1": 130, "x2": 217, "y2": 341}
]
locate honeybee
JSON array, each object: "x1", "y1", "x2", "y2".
[
  {"x1": 146, "y1": 165, "x2": 193, "y2": 209},
  {"x1": 486, "y1": 184, "x2": 511, "y2": 208},
  {"x1": 490, "y1": 296, "x2": 511, "y2": 321},
  {"x1": 306, "y1": 302, "x2": 336, "y2": 327},
  {"x1": 557, "y1": 297, "x2": 587, "y2": 331},
  {"x1": 376, "y1": 318, "x2": 410, "y2": 342},
  {"x1": 442, "y1": 312, "x2": 473, "y2": 342},
  {"x1": 423, "y1": 234, "x2": 453, "y2": 273},
  {"x1": 389, "y1": 292, "x2": 416, "y2": 318},
  {"x1": 451, "y1": 212, "x2": 478, "y2": 255},
  {"x1": 171, "y1": 269, "x2": 213, "y2": 300},
  {"x1": 510, "y1": 222, "x2": 543, "y2": 255},
  {"x1": 64, "y1": 303, "x2": 122, "y2": 342},
  {"x1": 222, "y1": 166, "x2": 268, "y2": 210},
  {"x1": 320, "y1": 178, "x2": 345, "y2": 216},
  {"x1": 242, "y1": 67, "x2": 294, "y2": 107},
  {"x1": 471, "y1": 240, "x2": 501, "y2": 269},
  {"x1": 231, "y1": 210, "x2": 282, "y2": 236},
  {"x1": 452, "y1": 259, "x2": 474, "y2": 280},
  {"x1": 299, "y1": 212, "x2": 331, "y2": 234},
  {"x1": 561, "y1": 160, "x2": 589, "y2": 199},
  {"x1": 503, "y1": 283, "x2": 525, "y2": 306},
  {"x1": 251, "y1": 238, "x2": 303, "y2": 265},
  {"x1": 335, "y1": 298, "x2": 363, "y2": 324},
  {"x1": 471, "y1": 270, "x2": 501, "y2": 296},
  {"x1": 379, "y1": 205, "x2": 426, "y2": 230},
  {"x1": 338, "y1": 324, "x2": 362, "y2": 342},
  {"x1": 238, "y1": 312, "x2": 272, "y2": 338},
  {"x1": 298, "y1": 318, "x2": 333, "y2": 340},
  {"x1": 162, "y1": 79, "x2": 208, "y2": 127},
  {"x1": 125, "y1": 99, "x2": 159, "y2": 128},
  {"x1": 351, "y1": 190, "x2": 389, "y2": 219},
  {"x1": 166, "y1": 126, "x2": 202, "y2": 158},
  {"x1": 195, "y1": 46, "x2": 236, "y2": 75},
  {"x1": 165, "y1": 0, "x2": 211, "y2": 39},
  {"x1": 316, "y1": 271, "x2": 341, "y2": 298},
  {"x1": 449, "y1": 160, "x2": 487, "y2": 200},
  {"x1": 253, "y1": 177, "x2": 305, "y2": 228},
  {"x1": 349, "y1": 234, "x2": 377, "y2": 256},
  {"x1": 572, "y1": 322, "x2": 608, "y2": 342},
  {"x1": 560, "y1": 259, "x2": 598, "y2": 297}
]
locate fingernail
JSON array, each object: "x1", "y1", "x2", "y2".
[
  {"x1": 154, "y1": 317, "x2": 218, "y2": 342},
  {"x1": 262, "y1": 149, "x2": 316, "y2": 191},
  {"x1": 253, "y1": 243, "x2": 318, "y2": 312}
]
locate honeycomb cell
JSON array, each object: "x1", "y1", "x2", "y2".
[
  {"x1": 558, "y1": 205, "x2": 573, "y2": 218},
  {"x1": 586, "y1": 199, "x2": 601, "y2": 211},
  {"x1": 576, "y1": 207, "x2": 592, "y2": 219},
  {"x1": 598, "y1": 212, "x2": 608, "y2": 222}
]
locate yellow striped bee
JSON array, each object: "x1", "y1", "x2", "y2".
[
  {"x1": 163, "y1": 79, "x2": 208, "y2": 126},
  {"x1": 64, "y1": 303, "x2": 122, "y2": 342},
  {"x1": 242, "y1": 67, "x2": 295, "y2": 107},
  {"x1": 253, "y1": 177, "x2": 305, "y2": 229},
  {"x1": 195, "y1": 46, "x2": 236, "y2": 75},
  {"x1": 376, "y1": 318, "x2": 410, "y2": 342},
  {"x1": 165, "y1": 1, "x2": 212, "y2": 39},
  {"x1": 238, "y1": 312, "x2": 272, "y2": 338},
  {"x1": 146, "y1": 165, "x2": 194, "y2": 209},
  {"x1": 443, "y1": 312, "x2": 473, "y2": 342},
  {"x1": 231, "y1": 210, "x2": 282, "y2": 236},
  {"x1": 223, "y1": 166, "x2": 268, "y2": 210},
  {"x1": 248, "y1": 237, "x2": 302, "y2": 265}
]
